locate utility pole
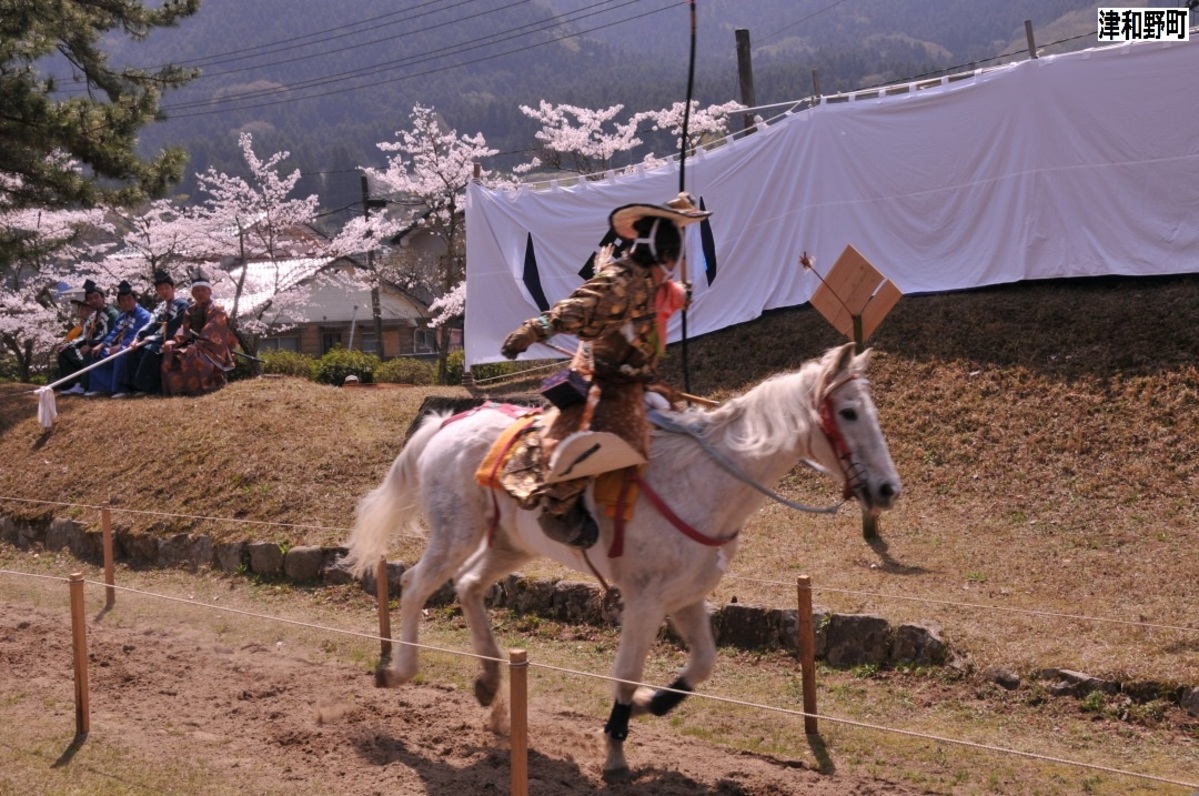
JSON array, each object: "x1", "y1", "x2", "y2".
[
  {"x1": 360, "y1": 172, "x2": 388, "y2": 357},
  {"x1": 735, "y1": 29, "x2": 757, "y2": 135}
]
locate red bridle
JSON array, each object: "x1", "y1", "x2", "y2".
[{"x1": 816, "y1": 376, "x2": 863, "y2": 500}]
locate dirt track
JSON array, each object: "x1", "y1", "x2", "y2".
[{"x1": 1, "y1": 601, "x2": 927, "y2": 796}]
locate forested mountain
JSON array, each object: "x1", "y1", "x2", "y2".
[{"x1": 70, "y1": 0, "x2": 1148, "y2": 212}]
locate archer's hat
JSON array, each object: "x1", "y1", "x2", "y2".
[
  {"x1": 189, "y1": 267, "x2": 212, "y2": 289},
  {"x1": 82, "y1": 279, "x2": 101, "y2": 297},
  {"x1": 117, "y1": 280, "x2": 134, "y2": 297},
  {"x1": 153, "y1": 269, "x2": 174, "y2": 286},
  {"x1": 608, "y1": 192, "x2": 711, "y2": 241}
]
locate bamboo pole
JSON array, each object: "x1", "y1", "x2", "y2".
[
  {"x1": 509, "y1": 649, "x2": 529, "y2": 796},
  {"x1": 69, "y1": 572, "x2": 90, "y2": 736},
  {"x1": 796, "y1": 575, "x2": 818, "y2": 735},
  {"x1": 375, "y1": 556, "x2": 392, "y2": 662},
  {"x1": 101, "y1": 502, "x2": 114, "y2": 608}
]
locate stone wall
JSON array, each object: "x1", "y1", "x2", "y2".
[{"x1": 4, "y1": 513, "x2": 1195, "y2": 718}]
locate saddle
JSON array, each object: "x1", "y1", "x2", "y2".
[{"x1": 474, "y1": 410, "x2": 646, "y2": 521}]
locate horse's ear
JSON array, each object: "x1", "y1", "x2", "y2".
[
  {"x1": 821, "y1": 341, "x2": 857, "y2": 393},
  {"x1": 834, "y1": 341, "x2": 856, "y2": 374},
  {"x1": 856, "y1": 346, "x2": 873, "y2": 371}
]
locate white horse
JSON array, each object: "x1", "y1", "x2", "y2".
[{"x1": 343, "y1": 342, "x2": 900, "y2": 778}]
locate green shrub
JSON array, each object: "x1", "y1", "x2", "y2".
[
  {"x1": 260, "y1": 349, "x2": 316, "y2": 380},
  {"x1": 443, "y1": 350, "x2": 465, "y2": 386},
  {"x1": 314, "y1": 346, "x2": 380, "y2": 385},
  {"x1": 440, "y1": 351, "x2": 531, "y2": 386},
  {"x1": 471, "y1": 359, "x2": 525, "y2": 381},
  {"x1": 376, "y1": 356, "x2": 434, "y2": 385},
  {"x1": 229, "y1": 350, "x2": 256, "y2": 382}
]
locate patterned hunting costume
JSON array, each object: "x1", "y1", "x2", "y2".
[
  {"x1": 162, "y1": 270, "x2": 236, "y2": 397},
  {"x1": 499, "y1": 193, "x2": 709, "y2": 547}
]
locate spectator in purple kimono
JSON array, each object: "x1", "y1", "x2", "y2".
[{"x1": 162, "y1": 268, "x2": 236, "y2": 396}]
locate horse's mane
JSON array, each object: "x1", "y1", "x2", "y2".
[{"x1": 652, "y1": 354, "x2": 832, "y2": 463}]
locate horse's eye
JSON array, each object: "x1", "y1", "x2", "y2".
[{"x1": 839, "y1": 408, "x2": 858, "y2": 422}]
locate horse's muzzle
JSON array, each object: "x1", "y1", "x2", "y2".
[{"x1": 858, "y1": 478, "x2": 901, "y2": 513}]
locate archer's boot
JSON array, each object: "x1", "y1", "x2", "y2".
[{"x1": 538, "y1": 502, "x2": 599, "y2": 549}]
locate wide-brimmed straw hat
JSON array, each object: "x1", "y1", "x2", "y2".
[{"x1": 608, "y1": 192, "x2": 711, "y2": 241}]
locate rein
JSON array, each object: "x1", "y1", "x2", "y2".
[
  {"x1": 609, "y1": 468, "x2": 737, "y2": 559},
  {"x1": 646, "y1": 408, "x2": 845, "y2": 515}
]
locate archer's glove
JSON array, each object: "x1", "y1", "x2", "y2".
[{"x1": 501, "y1": 319, "x2": 543, "y2": 359}]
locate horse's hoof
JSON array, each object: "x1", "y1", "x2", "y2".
[
  {"x1": 601, "y1": 765, "x2": 632, "y2": 784},
  {"x1": 628, "y1": 686, "x2": 656, "y2": 717},
  {"x1": 376, "y1": 666, "x2": 408, "y2": 688},
  {"x1": 474, "y1": 676, "x2": 499, "y2": 707}
]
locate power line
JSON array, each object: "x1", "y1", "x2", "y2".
[
  {"x1": 754, "y1": 0, "x2": 857, "y2": 49},
  {"x1": 55, "y1": 0, "x2": 478, "y2": 88},
  {"x1": 159, "y1": 0, "x2": 676, "y2": 119},
  {"x1": 187, "y1": 0, "x2": 534, "y2": 82},
  {"x1": 160, "y1": 0, "x2": 660, "y2": 115}
]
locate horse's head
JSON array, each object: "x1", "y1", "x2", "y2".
[{"x1": 809, "y1": 342, "x2": 902, "y2": 515}]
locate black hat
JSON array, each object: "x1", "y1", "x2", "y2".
[
  {"x1": 117, "y1": 280, "x2": 134, "y2": 297},
  {"x1": 153, "y1": 270, "x2": 175, "y2": 286},
  {"x1": 83, "y1": 279, "x2": 100, "y2": 296},
  {"x1": 189, "y1": 267, "x2": 212, "y2": 289}
]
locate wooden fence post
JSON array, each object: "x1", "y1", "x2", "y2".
[
  {"x1": 796, "y1": 575, "x2": 818, "y2": 735},
  {"x1": 375, "y1": 556, "x2": 392, "y2": 662},
  {"x1": 101, "y1": 502, "x2": 114, "y2": 608},
  {"x1": 1025, "y1": 19, "x2": 1038, "y2": 59},
  {"x1": 69, "y1": 572, "x2": 90, "y2": 736},
  {"x1": 509, "y1": 649, "x2": 529, "y2": 796}
]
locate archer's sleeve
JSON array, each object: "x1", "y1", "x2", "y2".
[{"x1": 544, "y1": 268, "x2": 630, "y2": 339}]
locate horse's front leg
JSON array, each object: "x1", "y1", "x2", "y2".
[
  {"x1": 603, "y1": 596, "x2": 666, "y2": 781},
  {"x1": 631, "y1": 598, "x2": 715, "y2": 718}
]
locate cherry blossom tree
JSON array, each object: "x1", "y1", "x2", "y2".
[
  {"x1": 633, "y1": 100, "x2": 747, "y2": 169},
  {"x1": 516, "y1": 101, "x2": 642, "y2": 177},
  {"x1": 188, "y1": 132, "x2": 325, "y2": 356},
  {"x1": 81, "y1": 198, "x2": 207, "y2": 298},
  {"x1": 367, "y1": 104, "x2": 498, "y2": 383},
  {"x1": 0, "y1": 187, "x2": 108, "y2": 381}
]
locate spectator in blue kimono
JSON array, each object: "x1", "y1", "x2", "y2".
[
  {"x1": 120, "y1": 270, "x2": 189, "y2": 397},
  {"x1": 85, "y1": 280, "x2": 152, "y2": 397},
  {"x1": 58, "y1": 279, "x2": 118, "y2": 395}
]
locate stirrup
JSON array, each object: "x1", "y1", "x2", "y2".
[{"x1": 546, "y1": 430, "x2": 646, "y2": 483}]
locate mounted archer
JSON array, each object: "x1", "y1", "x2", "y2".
[{"x1": 499, "y1": 193, "x2": 710, "y2": 548}]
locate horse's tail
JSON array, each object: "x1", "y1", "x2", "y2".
[{"x1": 342, "y1": 412, "x2": 445, "y2": 579}]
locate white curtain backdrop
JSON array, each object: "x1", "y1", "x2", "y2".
[{"x1": 465, "y1": 38, "x2": 1199, "y2": 366}]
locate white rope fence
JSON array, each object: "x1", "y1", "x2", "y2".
[
  {"x1": 1, "y1": 566, "x2": 1195, "y2": 793},
  {"x1": 1, "y1": 494, "x2": 1193, "y2": 635},
  {"x1": 723, "y1": 573, "x2": 1199, "y2": 635}
]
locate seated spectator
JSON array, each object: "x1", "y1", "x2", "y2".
[
  {"x1": 120, "y1": 270, "x2": 189, "y2": 397},
  {"x1": 57, "y1": 279, "x2": 118, "y2": 396},
  {"x1": 55, "y1": 291, "x2": 92, "y2": 392},
  {"x1": 86, "y1": 280, "x2": 152, "y2": 397},
  {"x1": 162, "y1": 269, "x2": 236, "y2": 396}
]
